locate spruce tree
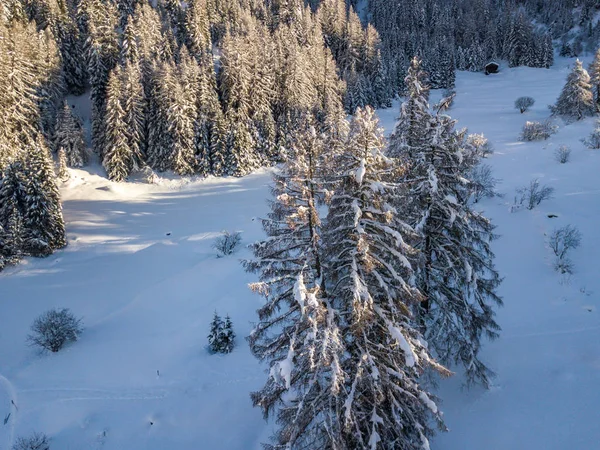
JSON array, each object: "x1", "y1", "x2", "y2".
[
  {"x1": 321, "y1": 106, "x2": 448, "y2": 448},
  {"x1": 208, "y1": 312, "x2": 224, "y2": 353},
  {"x1": 0, "y1": 162, "x2": 26, "y2": 267},
  {"x1": 221, "y1": 315, "x2": 235, "y2": 353},
  {"x1": 22, "y1": 137, "x2": 67, "y2": 256},
  {"x1": 551, "y1": 59, "x2": 595, "y2": 121},
  {"x1": 121, "y1": 60, "x2": 145, "y2": 169},
  {"x1": 55, "y1": 17, "x2": 87, "y2": 95},
  {"x1": 387, "y1": 57, "x2": 430, "y2": 161},
  {"x1": 103, "y1": 67, "x2": 134, "y2": 181},
  {"x1": 55, "y1": 101, "x2": 88, "y2": 168},
  {"x1": 245, "y1": 119, "x2": 340, "y2": 448},
  {"x1": 57, "y1": 147, "x2": 69, "y2": 180},
  {"x1": 588, "y1": 48, "x2": 600, "y2": 106}
]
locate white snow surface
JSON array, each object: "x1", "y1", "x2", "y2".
[{"x1": 1, "y1": 57, "x2": 599, "y2": 449}]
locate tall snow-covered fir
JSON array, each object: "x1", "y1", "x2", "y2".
[{"x1": 388, "y1": 58, "x2": 502, "y2": 388}]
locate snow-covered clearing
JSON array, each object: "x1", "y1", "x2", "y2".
[{"x1": 1, "y1": 57, "x2": 599, "y2": 449}]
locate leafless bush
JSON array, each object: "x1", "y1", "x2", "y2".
[
  {"x1": 12, "y1": 432, "x2": 50, "y2": 450},
  {"x1": 514, "y1": 179, "x2": 554, "y2": 210},
  {"x1": 520, "y1": 120, "x2": 557, "y2": 141},
  {"x1": 469, "y1": 164, "x2": 499, "y2": 203},
  {"x1": 549, "y1": 225, "x2": 582, "y2": 275},
  {"x1": 27, "y1": 309, "x2": 83, "y2": 352},
  {"x1": 548, "y1": 225, "x2": 581, "y2": 260},
  {"x1": 583, "y1": 123, "x2": 600, "y2": 149},
  {"x1": 214, "y1": 230, "x2": 242, "y2": 257},
  {"x1": 515, "y1": 96, "x2": 535, "y2": 113},
  {"x1": 466, "y1": 133, "x2": 493, "y2": 158},
  {"x1": 554, "y1": 145, "x2": 571, "y2": 163}
]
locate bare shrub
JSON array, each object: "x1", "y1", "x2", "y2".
[
  {"x1": 554, "y1": 145, "x2": 571, "y2": 163},
  {"x1": 27, "y1": 309, "x2": 83, "y2": 353},
  {"x1": 466, "y1": 133, "x2": 493, "y2": 158},
  {"x1": 520, "y1": 120, "x2": 557, "y2": 141},
  {"x1": 583, "y1": 121, "x2": 600, "y2": 149},
  {"x1": 514, "y1": 179, "x2": 554, "y2": 210},
  {"x1": 214, "y1": 230, "x2": 242, "y2": 257},
  {"x1": 549, "y1": 225, "x2": 582, "y2": 275},
  {"x1": 468, "y1": 164, "x2": 499, "y2": 203},
  {"x1": 12, "y1": 432, "x2": 50, "y2": 450},
  {"x1": 515, "y1": 96, "x2": 535, "y2": 113}
]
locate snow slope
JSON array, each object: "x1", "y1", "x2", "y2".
[{"x1": 1, "y1": 57, "x2": 599, "y2": 449}]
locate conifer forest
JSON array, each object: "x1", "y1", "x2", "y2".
[{"x1": 0, "y1": 0, "x2": 599, "y2": 449}]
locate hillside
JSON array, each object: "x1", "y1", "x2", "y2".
[{"x1": 1, "y1": 57, "x2": 599, "y2": 449}]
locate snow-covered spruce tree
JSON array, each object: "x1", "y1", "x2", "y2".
[
  {"x1": 103, "y1": 67, "x2": 135, "y2": 181},
  {"x1": 121, "y1": 60, "x2": 145, "y2": 169},
  {"x1": 55, "y1": 101, "x2": 87, "y2": 168},
  {"x1": 145, "y1": 61, "x2": 171, "y2": 172},
  {"x1": 387, "y1": 57, "x2": 430, "y2": 161},
  {"x1": 0, "y1": 162, "x2": 26, "y2": 268},
  {"x1": 222, "y1": 315, "x2": 235, "y2": 353},
  {"x1": 245, "y1": 119, "x2": 347, "y2": 449},
  {"x1": 146, "y1": 60, "x2": 196, "y2": 174},
  {"x1": 550, "y1": 59, "x2": 595, "y2": 121},
  {"x1": 195, "y1": 55, "x2": 226, "y2": 176},
  {"x1": 208, "y1": 311, "x2": 224, "y2": 353},
  {"x1": 37, "y1": 27, "x2": 66, "y2": 143},
  {"x1": 85, "y1": 0, "x2": 119, "y2": 155},
  {"x1": 321, "y1": 106, "x2": 448, "y2": 449},
  {"x1": 219, "y1": 32, "x2": 261, "y2": 176},
  {"x1": 57, "y1": 147, "x2": 69, "y2": 180},
  {"x1": 55, "y1": 16, "x2": 87, "y2": 95},
  {"x1": 22, "y1": 137, "x2": 67, "y2": 256},
  {"x1": 588, "y1": 48, "x2": 600, "y2": 106},
  {"x1": 394, "y1": 106, "x2": 502, "y2": 387}
]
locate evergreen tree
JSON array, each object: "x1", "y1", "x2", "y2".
[
  {"x1": 551, "y1": 59, "x2": 595, "y2": 120},
  {"x1": 0, "y1": 161, "x2": 26, "y2": 267},
  {"x1": 55, "y1": 101, "x2": 88, "y2": 168},
  {"x1": 57, "y1": 147, "x2": 69, "y2": 180},
  {"x1": 390, "y1": 61, "x2": 502, "y2": 386},
  {"x1": 22, "y1": 137, "x2": 67, "y2": 256},
  {"x1": 208, "y1": 311, "x2": 224, "y2": 353},
  {"x1": 588, "y1": 48, "x2": 600, "y2": 106},
  {"x1": 322, "y1": 107, "x2": 448, "y2": 448},
  {"x1": 387, "y1": 57, "x2": 430, "y2": 160},
  {"x1": 245, "y1": 119, "x2": 338, "y2": 448},
  {"x1": 222, "y1": 315, "x2": 235, "y2": 353},
  {"x1": 121, "y1": 60, "x2": 145, "y2": 169},
  {"x1": 55, "y1": 17, "x2": 87, "y2": 95},
  {"x1": 103, "y1": 67, "x2": 134, "y2": 181}
]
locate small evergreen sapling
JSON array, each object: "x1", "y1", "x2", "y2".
[
  {"x1": 207, "y1": 312, "x2": 235, "y2": 353},
  {"x1": 222, "y1": 315, "x2": 235, "y2": 353},
  {"x1": 207, "y1": 311, "x2": 224, "y2": 353}
]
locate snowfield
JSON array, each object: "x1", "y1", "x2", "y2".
[{"x1": 1, "y1": 57, "x2": 599, "y2": 449}]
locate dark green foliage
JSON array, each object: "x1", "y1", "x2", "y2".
[{"x1": 208, "y1": 312, "x2": 235, "y2": 354}]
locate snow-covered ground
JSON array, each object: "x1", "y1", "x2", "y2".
[{"x1": 1, "y1": 57, "x2": 599, "y2": 449}]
